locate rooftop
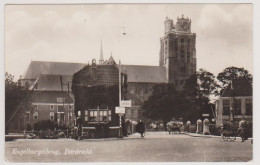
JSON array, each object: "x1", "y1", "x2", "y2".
[
  {"x1": 123, "y1": 65, "x2": 166, "y2": 83},
  {"x1": 22, "y1": 61, "x2": 167, "y2": 90},
  {"x1": 221, "y1": 78, "x2": 252, "y2": 97},
  {"x1": 35, "y1": 74, "x2": 73, "y2": 91},
  {"x1": 22, "y1": 61, "x2": 85, "y2": 79},
  {"x1": 31, "y1": 91, "x2": 74, "y2": 104}
]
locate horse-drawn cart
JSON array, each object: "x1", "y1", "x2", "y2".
[
  {"x1": 167, "y1": 121, "x2": 181, "y2": 134},
  {"x1": 220, "y1": 129, "x2": 237, "y2": 141}
]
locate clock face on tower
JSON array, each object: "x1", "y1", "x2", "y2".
[{"x1": 180, "y1": 22, "x2": 188, "y2": 31}]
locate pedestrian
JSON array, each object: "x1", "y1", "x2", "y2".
[
  {"x1": 136, "y1": 119, "x2": 145, "y2": 137},
  {"x1": 76, "y1": 114, "x2": 82, "y2": 139},
  {"x1": 237, "y1": 120, "x2": 247, "y2": 142},
  {"x1": 122, "y1": 116, "x2": 128, "y2": 137}
]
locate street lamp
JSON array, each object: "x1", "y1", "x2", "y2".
[
  {"x1": 117, "y1": 26, "x2": 127, "y2": 138},
  {"x1": 118, "y1": 60, "x2": 123, "y2": 138}
]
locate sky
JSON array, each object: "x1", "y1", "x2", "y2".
[{"x1": 4, "y1": 4, "x2": 253, "y2": 80}]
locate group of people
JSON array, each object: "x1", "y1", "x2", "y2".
[
  {"x1": 76, "y1": 114, "x2": 251, "y2": 141},
  {"x1": 221, "y1": 120, "x2": 251, "y2": 142}
]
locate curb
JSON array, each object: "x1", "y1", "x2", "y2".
[
  {"x1": 13, "y1": 137, "x2": 125, "y2": 142},
  {"x1": 81, "y1": 137, "x2": 124, "y2": 141},
  {"x1": 183, "y1": 132, "x2": 221, "y2": 138},
  {"x1": 183, "y1": 132, "x2": 253, "y2": 141}
]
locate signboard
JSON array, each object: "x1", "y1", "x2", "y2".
[
  {"x1": 244, "y1": 115, "x2": 252, "y2": 119},
  {"x1": 234, "y1": 115, "x2": 243, "y2": 119},
  {"x1": 115, "y1": 107, "x2": 125, "y2": 114},
  {"x1": 202, "y1": 114, "x2": 209, "y2": 117},
  {"x1": 120, "y1": 100, "x2": 131, "y2": 107},
  {"x1": 234, "y1": 115, "x2": 252, "y2": 119},
  {"x1": 222, "y1": 115, "x2": 229, "y2": 119}
]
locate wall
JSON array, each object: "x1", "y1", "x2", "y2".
[
  {"x1": 27, "y1": 103, "x2": 75, "y2": 128},
  {"x1": 127, "y1": 82, "x2": 158, "y2": 105},
  {"x1": 125, "y1": 106, "x2": 140, "y2": 122},
  {"x1": 126, "y1": 82, "x2": 162, "y2": 121}
]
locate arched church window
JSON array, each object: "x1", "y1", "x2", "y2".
[
  {"x1": 187, "y1": 52, "x2": 190, "y2": 62},
  {"x1": 187, "y1": 39, "x2": 190, "y2": 48},
  {"x1": 181, "y1": 50, "x2": 185, "y2": 61},
  {"x1": 175, "y1": 40, "x2": 178, "y2": 51},
  {"x1": 164, "y1": 40, "x2": 168, "y2": 54},
  {"x1": 181, "y1": 39, "x2": 185, "y2": 47},
  {"x1": 180, "y1": 66, "x2": 185, "y2": 73}
]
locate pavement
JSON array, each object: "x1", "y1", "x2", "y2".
[
  {"x1": 183, "y1": 132, "x2": 221, "y2": 138},
  {"x1": 5, "y1": 131, "x2": 253, "y2": 162}
]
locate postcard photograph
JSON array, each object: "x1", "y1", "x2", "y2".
[{"x1": 4, "y1": 3, "x2": 253, "y2": 162}]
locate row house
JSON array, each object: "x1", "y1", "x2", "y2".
[{"x1": 215, "y1": 78, "x2": 252, "y2": 126}]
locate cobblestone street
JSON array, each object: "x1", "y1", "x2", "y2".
[{"x1": 5, "y1": 131, "x2": 253, "y2": 162}]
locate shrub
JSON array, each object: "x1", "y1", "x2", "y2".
[{"x1": 34, "y1": 120, "x2": 55, "y2": 131}]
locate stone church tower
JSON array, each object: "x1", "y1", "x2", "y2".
[{"x1": 159, "y1": 15, "x2": 196, "y2": 91}]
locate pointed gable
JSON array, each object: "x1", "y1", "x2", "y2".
[
  {"x1": 104, "y1": 55, "x2": 116, "y2": 65},
  {"x1": 73, "y1": 61, "x2": 120, "y2": 87}
]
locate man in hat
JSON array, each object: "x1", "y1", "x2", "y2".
[{"x1": 136, "y1": 119, "x2": 145, "y2": 137}]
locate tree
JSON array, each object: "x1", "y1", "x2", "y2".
[
  {"x1": 217, "y1": 66, "x2": 252, "y2": 87},
  {"x1": 5, "y1": 72, "x2": 29, "y2": 128},
  {"x1": 184, "y1": 68, "x2": 220, "y2": 98},
  {"x1": 183, "y1": 69, "x2": 220, "y2": 122},
  {"x1": 142, "y1": 83, "x2": 192, "y2": 130},
  {"x1": 34, "y1": 120, "x2": 56, "y2": 131}
]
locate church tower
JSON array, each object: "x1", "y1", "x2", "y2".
[{"x1": 159, "y1": 15, "x2": 196, "y2": 91}]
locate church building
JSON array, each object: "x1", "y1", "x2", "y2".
[{"x1": 17, "y1": 15, "x2": 197, "y2": 131}]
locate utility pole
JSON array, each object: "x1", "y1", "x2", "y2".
[
  {"x1": 118, "y1": 60, "x2": 123, "y2": 138},
  {"x1": 117, "y1": 26, "x2": 126, "y2": 138}
]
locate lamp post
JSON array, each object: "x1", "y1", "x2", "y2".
[
  {"x1": 118, "y1": 60, "x2": 123, "y2": 138},
  {"x1": 117, "y1": 26, "x2": 127, "y2": 138}
]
